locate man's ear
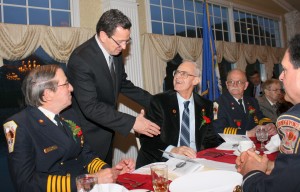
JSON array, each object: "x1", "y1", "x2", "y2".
[
  {"x1": 244, "y1": 81, "x2": 249, "y2": 90},
  {"x1": 193, "y1": 77, "x2": 201, "y2": 85},
  {"x1": 99, "y1": 31, "x2": 108, "y2": 43},
  {"x1": 43, "y1": 89, "x2": 53, "y2": 102}
]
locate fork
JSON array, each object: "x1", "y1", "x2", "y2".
[
  {"x1": 116, "y1": 180, "x2": 143, "y2": 188},
  {"x1": 123, "y1": 177, "x2": 145, "y2": 187}
]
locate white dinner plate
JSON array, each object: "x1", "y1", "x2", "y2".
[
  {"x1": 90, "y1": 184, "x2": 129, "y2": 192},
  {"x1": 169, "y1": 170, "x2": 242, "y2": 192},
  {"x1": 130, "y1": 189, "x2": 150, "y2": 192}
]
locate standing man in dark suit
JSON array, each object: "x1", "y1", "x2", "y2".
[
  {"x1": 136, "y1": 61, "x2": 219, "y2": 168},
  {"x1": 256, "y1": 79, "x2": 282, "y2": 122},
  {"x1": 245, "y1": 70, "x2": 263, "y2": 97},
  {"x1": 3, "y1": 65, "x2": 135, "y2": 191},
  {"x1": 213, "y1": 69, "x2": 276, "y2": 137},
  {"x1": 67, "y1": 9, "x2": 160, "y2": 165}
]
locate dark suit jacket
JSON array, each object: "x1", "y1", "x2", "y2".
[
  {"x1": 67, "y1": 36, "x2": 151, "y2": 163},
  {"x1": 136, "y1": 90, "x2": 219, "y2": 168},
  {"x1": 213, "y1": 92, "x2": 269, "y2": 135},
  {"x1": 5, "y1": 107, "x2": 108, "y2": 192},
  {"x1": 256, "y1": 95, "x2": 278, "y2": 122}
]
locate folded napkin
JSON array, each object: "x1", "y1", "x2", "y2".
[
  {"x1": 117, "y1": 173, "x2": 153, "y2": 190},
  {"x1": 265, "y1": 134, "x2": 280, "y2": 154},
  {"x1": 91, "y1": 184, "x2": 129, "y2": 192}
]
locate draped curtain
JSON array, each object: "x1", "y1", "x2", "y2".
[
  {"x1": 0, "y1": 24, "x2": 286, "y2": 95},
  {"x1": 142, "y1": 33, "x2": 286, "y2": 94},
  {"x1": 0, "y1": 23, "x2": 94, "y2": 66}
]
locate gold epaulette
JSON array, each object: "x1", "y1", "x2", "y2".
[
  {"x1": 259, "y1": 118, "x2": 273, "y2": 125},
  {"x1": 223, "y1": 127, "x2": 238, "y2": 134},
  {"x1": 47, "y1": 174, "x2": 71, "y2": 192},
  {"x1": 87, "y1": 158, "x2": 106, "y2": 173}
]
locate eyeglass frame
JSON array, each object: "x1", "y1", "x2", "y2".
[
  {"x1": 267, "y1": 88, "x2": 282, "y2": 92},
  {"x1": 226, "y1": 80, "x2": 246, "y2": 86},
  {"x1": 110, "y1": 36, "x2": 131, "y2": 47},
  {"x1": 57, "y1": 81, "x2": 70, "y2": 88},
  {"x1": 173, "y1": 70, "x2": 197, "y2": 79}
]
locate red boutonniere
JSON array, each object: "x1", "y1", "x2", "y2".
[
  {"x1": 248, "y1": 106, "x2": 256, "y2": 115},
  {"x1": 201, "y1": 108, "x2": 211, "y2": 127},
  {"x1": 64, "y1": 120, "x2": 83, "y2": 141}
]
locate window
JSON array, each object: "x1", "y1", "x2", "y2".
[
  {"x1": 0, "y1": 0, "x2": 73, "y2": 26},
  {"x1": 233, "y1": 9, "x2": 281, "y2": 47},
  {"x1": 149, "y1": 0, "x2": 230, "y2": 41}
]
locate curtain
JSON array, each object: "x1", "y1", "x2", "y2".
[
  {"x1": 141, "y1": 33, "x2": 286, "y2": 94},
  {"x1": 0, "y1": 23, "x2": 94, "y2": 66}
]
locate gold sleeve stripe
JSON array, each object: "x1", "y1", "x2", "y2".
[
  {"x1": 47, "y1": 175, "x2": 52, "y2": 192},
  {"x1": 88, "y1": 158, "x2": 107, "y2": 173},
  {"x1": 56, "y1": 176, "x2": 61, "y2": 192},
  {"x1": 223, "y1": 127, "x2": 238, "y2": 135},
  {"x1": 62, "y1": 176, "x2": 66, "y2": 192},
  {"x1": 259, "y1": 118, "x2": 272, "y2": 125},
  {"x1": 66, "y1": 176, "x2": 71, "y2": 192},
  {"x1": 46, "y1": 175, "x2": 70, "y2": 192}
]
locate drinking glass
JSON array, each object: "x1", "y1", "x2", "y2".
[
  {"x1": 256, "y1": 126, "x2": 268, "y2": 151},
  {"x1": 150, "y1": 164, "x2": 168, "y2": 192},
  {"x1": 76, "y1": 174, "x2": 98, "y2": 192}
]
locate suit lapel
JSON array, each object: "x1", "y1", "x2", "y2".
[
  {"x1": 27, "y1": 107, "x2": 73, "y2": 152},
  {"x1": 169, "y1": 92, "x2": 180, "y2": 141}
]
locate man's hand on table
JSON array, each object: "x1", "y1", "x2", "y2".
[
  {"x1": 236, "y1": 149, "x2": 270, "y2": 176},
  {"x1": 171, "y1": 146, "x2": 196, "y2": 158},
  {"x1": 89, "y1": 158, "x2": 135, "y2": 184}
]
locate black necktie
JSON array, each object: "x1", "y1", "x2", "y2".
[
  {"x1": 109, "y1": 56, "x2": 116, "y2": 87},
  {"x1": 180, "y1": 101, "x2": 190, "y2": 146},
  {"x1": 253, "y1": 86, "x2": 257, "y2": 97},
  {"x1": 238, "y1": 99, "x2": 245, "y2": 113},
  {"x1": 54, "y1": 115, "x2": 68, "y2": 135}
]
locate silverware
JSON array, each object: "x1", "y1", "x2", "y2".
[
  {"x1": 123, "y1": 177, "x2": 145, "y2": 187},
  {"x1": 173, "y1": 161, "x2": 187, "y2": 171}
]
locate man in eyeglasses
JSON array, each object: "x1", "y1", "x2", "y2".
[
  {"x1": 213, "y1": 69, "x2": 276, "y2": 137},
  {"x1": 256, "y1": 79, "x2": 282, "y2": 122},
  {"x1": 67, "y1": 9, "x2": 160, "y2": 165},
  {"x1": 136, "y1": 61, "x2": 219, "y2": 168}
]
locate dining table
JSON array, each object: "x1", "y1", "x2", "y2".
[{"x1": 116, "y1": 137, "x2": 278, "y2": 191}]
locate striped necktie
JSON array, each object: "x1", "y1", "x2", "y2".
[{"x1": 180, "y1": 101, "x2": 190, "y2": 146}]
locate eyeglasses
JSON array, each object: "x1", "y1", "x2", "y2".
[
  {"x1": 267, "y1": 89, "x2": 282, "y2": 92},
  {"x1": 110, "y1": 36, "x2": 131, "y2": 47},
  {"x1": 226, "y1": 80, "x2": 246, "y2": 86},
  {"x1": 173, "y1": 70, "x2": 197, "y2": 79},
  {"x1": 57, "y1": 82, "x2": 70, "y2": 88}
]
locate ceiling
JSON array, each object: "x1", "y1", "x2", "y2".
[{"x1": 285, "y1": 0, "x2": 300, "y2": 11}]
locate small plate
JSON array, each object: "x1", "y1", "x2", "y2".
[{"x1": 130, "y1": 189, "x2": 150, "y2": 192}]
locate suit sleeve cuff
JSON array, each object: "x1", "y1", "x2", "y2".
[{"x1": 87, "y1": 158, "x2": 108, "y2": 173}]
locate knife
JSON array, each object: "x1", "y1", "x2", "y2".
[{"x1": 158, "y1": 149, "x2": 200, "y2": 164}]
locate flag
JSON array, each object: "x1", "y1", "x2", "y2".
[{"x1": 201, "y1": 0, "x2": 221, "y2": 101}]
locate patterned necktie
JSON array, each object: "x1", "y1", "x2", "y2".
[
  {"x1": 54, "y1": 115, "x2": 68, "y2": 135},
  {"x1": 238, "y1": 99, "x2": 245, "y2": 113},
  {"x1": 180, "y1": 101, "x2": 190, "y2": 146},
  {"x1": 109, "y1": 56, "x2": 116, "y2": 87}
]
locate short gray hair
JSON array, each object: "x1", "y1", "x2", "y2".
[{"x1": 22, "y1": 65, "x2": 60, "y2": 107}]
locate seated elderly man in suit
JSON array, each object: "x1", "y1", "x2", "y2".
[
  {"x1": 256, "y1": 79, "x2": 282, "y2": 122},
  {"x1": 136, "y1": 61, "x2": 219, "y2": 168},
  {"x1": 3, "y1": 65, "x2": 134, "y2": 192},
  {"x1": 213, "y1": 69, "x2": 277, "y2": 137}
]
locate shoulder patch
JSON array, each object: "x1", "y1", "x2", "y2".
[
  {"x1": 3, "y1": 121, "x2": 18, "y2": 153},
  {"x1": 213, "y1": 102, "x2": 219, "y2": 120}
]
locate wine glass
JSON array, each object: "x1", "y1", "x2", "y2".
[
  {"x1": 256, "y1": 126, "x2": 268, "y2": 151},
  {"x1": 76, "y1": 174, "x2": 98, "y2": 192}
]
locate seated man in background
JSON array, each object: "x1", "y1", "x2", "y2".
[
  {"x1": 136, "y1": 61, "x2": 219, "y2": 168},
  {"x1": 256, "y1": 79, "x2": 282, "y2": 122},
  {"x1": 213, "y1": 69, "x2": 276, "y2": 137},
  {"x1": 236, "y1": 33, "x2": 300, "y2": 192},
  {"x1": 3, "y1": 65, "x2": 134, "y2": 191}
]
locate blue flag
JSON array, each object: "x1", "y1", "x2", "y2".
[{"x1": 201, "y1": 0, "x2": 221, "y2": 101}]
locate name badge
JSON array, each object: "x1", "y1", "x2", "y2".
[{"x1": 44, "y1": 145, "x2": 58, "y2": 153}]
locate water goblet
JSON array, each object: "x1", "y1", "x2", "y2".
[
  {"x1": 256, "y1": 126, "x2": 268, "y2": 151},
  {"x1": 76, "y1": 174, "x2": 98, "y2": 192}
]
